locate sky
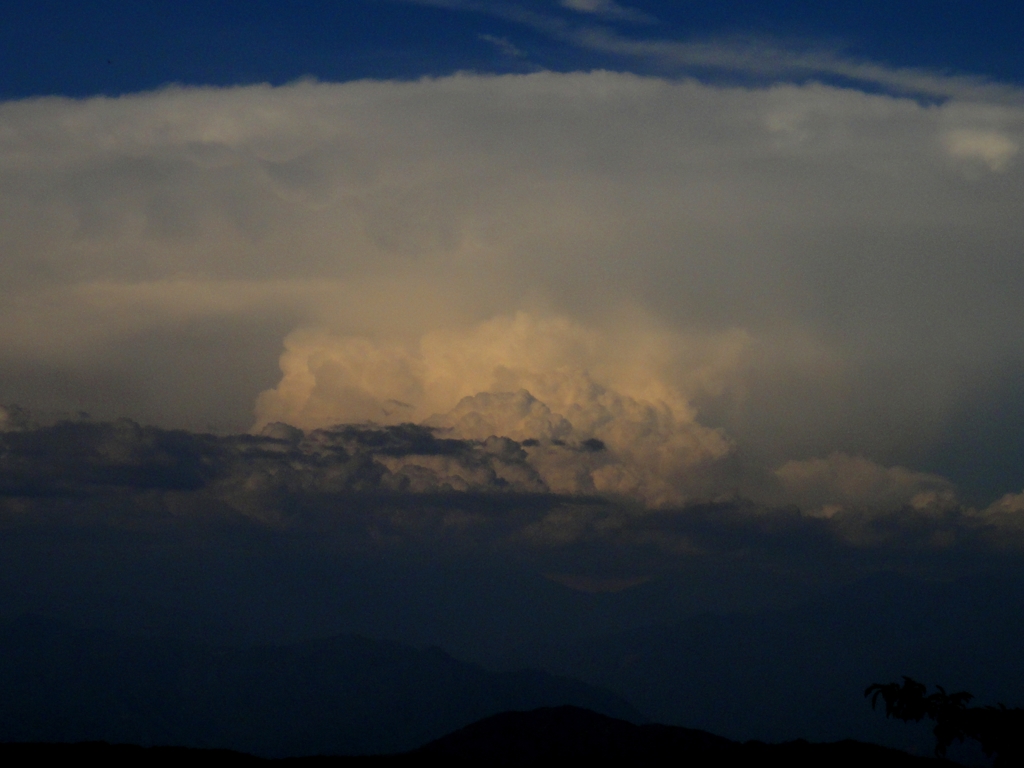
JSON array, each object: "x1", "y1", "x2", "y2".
[
  {"x1": 3, "y1": 0, "x2": 1024, "y2": 503},
  {"x1": 2, "y1": 0, "x2": 1024, "y2": 679},
  {"x1": 4, "y1": 1, "x2": 1024, "y2": 98}
]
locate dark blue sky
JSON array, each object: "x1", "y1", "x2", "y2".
[{"x1": 3, "y1": 0, "x2": 1021, "y2": 99}]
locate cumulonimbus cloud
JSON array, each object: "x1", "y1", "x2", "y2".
[
  {"x1": 254, "y1": 312, "x2": 739, "y2": 505},
  {"x1": 2, "y1": 71, "x2": 1024, "y2": 511},
  {"x1": 1, "y1": 416, "x2": 1021, "y2": 575}
]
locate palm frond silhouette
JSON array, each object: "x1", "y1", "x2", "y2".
[{"x1": 866, "y1": 677, "x2": 1022, "y2": 765}]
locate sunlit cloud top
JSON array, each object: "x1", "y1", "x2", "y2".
[
  {"x1": 1, "y1": 67, "x2": 1024, "y2": 511},
  {"x1": 3, "y1": 1, "x2": 1024, "y2": 516}
]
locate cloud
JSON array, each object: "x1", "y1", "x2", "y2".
[
  {"x1": 543, "y1": 572, "x2": 651, "y2": 593},
  {"x1": 479, "y1": 34, "x2": 527, "y2": 59},
  {"x1": 977, "y1": 491, "x2": 1024, "y2": 535},
  {"x1": 774, "y1": 453, "x2": 956, "y2": 517},
  {"x1": 4, "y1": 412, "x2": 1024, "y2": 679},
  {"x1": 2, "y1": 72, "x2": 1024, "y2": 503},
  {"x1": 559, "y1": 0, "x2": 656, "y2": 25},
  {"x1": 944, "y1": 129, "x2": 1019, "y2": 171},
  {"x1": 14, "y1": 413, "x2": 1021, "y2": 570},
  {"x1": 254, "y1": 313, "x2": 739, "y2": 505},
  {"x1": 2, "y1": 418, "x2": 1022, "y2": 562},
  {"x1": 568, "y1": 30, "x2": 1019, "y2": 100},
  {"x1": 399, "y1": 0, "x2": 1019, "y2": 100}
]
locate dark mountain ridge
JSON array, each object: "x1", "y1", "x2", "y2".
[
  {"x1": 0, "y1": 616, "x2": 638, "y2": 757},
  {"x1": 412, "y1": 706, "x2": 952, "y2": 766},
  {"x1": 0, "y1": 707, "x2": 955, "y2": 766},
  {"x1": 497, "y1": 569, "x2": 1024, "y2": 756}
]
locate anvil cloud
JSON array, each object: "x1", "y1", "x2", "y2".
[{"x1": 2, "y1": 70, "x2": 1024, "y2": 513}]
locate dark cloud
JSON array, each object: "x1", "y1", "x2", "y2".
[
  {"x1": 1, "y1": 416, "x2": 1020, "y2": 569},
  {"x1": 4, "y1": 75, "x2": 1024, "y2": 505},
  {"x1": 0, "y1": 415, "x2": 1021, "y2": 691},
  {"x1": 322, "y1": 422, "x2": 479, "y2": 458},
  {"x1": 0, "y1": 419, "x2": 218, "y2": 496}
]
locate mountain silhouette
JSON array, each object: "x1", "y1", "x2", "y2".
[
  {"x1": 0, "y1": 707, "x2": 955, "y2": 766},
  {"x1": 410, "y1": 706, "x2": 950, "y2": 766},
  {"x1": 498, "y1": 570, "x2": 1024, "y2": 753},
  {"x1": 411, "y1": 705, "x2": 730, "y2": 763},
  {"x1": 0, "y1": 616, "x2": 638, "y2": 757}
]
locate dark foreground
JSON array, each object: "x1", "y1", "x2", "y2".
[{"x1": 0, "y1": 706, "x2": 956, "y2": 766}]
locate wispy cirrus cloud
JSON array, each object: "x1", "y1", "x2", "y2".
[
  {"x1": 559, "y1": 0, "x2": 656, "y2": 25},
  {"x1": 399, "y1": 0, "x2": 1022, "y2": 101},
  {"x1": 479, "y1": 33, "x2": 528, "y2": 58}
]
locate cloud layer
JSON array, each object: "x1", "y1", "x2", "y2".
[
  {"x1": 2, "y1": 71, "x2": 1024, "y2": 507},
  {"x1": 1, "y1": 418, "x2": 1021, "y2": 572},
  {"x1": 255, "y1": 313, "x2": 739, "y2": 505}
]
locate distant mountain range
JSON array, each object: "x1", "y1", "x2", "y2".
[
  {"x1": 0, "y1": 616, "x2": 637, "y2": 757},
  {"x1": 498, "y1": 570, "x2": 1024, "y2": 756},
  {"x1": 0, "y1": 707, "x2": 951, "y2": 766},
  {"x1": 412, "y1": 706, "x2": 949, "y2": 766},
  {"x1": 2, "y1": 569, "x2": 1020, "y2": 762}
]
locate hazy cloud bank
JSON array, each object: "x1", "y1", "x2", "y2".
[
  {"x1": 2, "y1": 413, "x2": 1022, "y2": 654},
  {"x1": 2, "y1": 417, "x2": 1021, "y2": 580},
  {"x1": 402, "y1": 0, "x2": 1024, "y2": 100},
  {"x1": 2, "y1": 71, "x2": 1024, "y2": 507}
]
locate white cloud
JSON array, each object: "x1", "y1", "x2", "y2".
[
  {"x1": 569, "y1": 29, "x2": 1018, "y2": 100},
  {"x1": 401, "y1": 0, "x2": 1019, "y2": 100},
  {"x1": 479, "y1": 34, "x2": 527, "y2": 58},
  {"x1": 977, "y1": 491, "x2": 1024, "y2": 531},
  {"x1": 559, "y1": 0, "x2": 655, "y2": 24},
  {"x1": 774, "y1": 453, "x2": 956, "y2": 517},
  {"x1": 944, "y1": 129, "x2": 1019, "y2": 171},
  {"x1": 2, "y1": 72, "x2": 1024, "y2": 501},
  {"x1": 254, "y1": 313, "x2": 736, "y2": 506}
]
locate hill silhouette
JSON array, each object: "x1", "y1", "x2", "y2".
[
  {"x1": 412, "y1": 706, "x2": 953, "y2": 766},
  {"x1": 0, "y1": 707, "x2": 955, "y2": 766},
  {"x1": 497, "y1": 570, "x2": 1024, "y2": 753},
  {"x1": 0, "y1": 616, "x2": 637, "y2": 757}
]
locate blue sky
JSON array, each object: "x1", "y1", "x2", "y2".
[{"x1": 3, "y1": 0, "x2": 1022, "y2": 98}]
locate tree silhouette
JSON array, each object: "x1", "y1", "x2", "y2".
[{"x1": 866, "y1": 677, "x2": 1024, "y2": 766}]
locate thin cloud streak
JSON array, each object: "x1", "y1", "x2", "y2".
[
  {"x1": 559, "y1": 0, "x2": 657, "y2": 26},
  {"x1": 1, "y1": 417, "x2": 1021, "y2": 560},
  {"x1": 399, "y1": 0, "x2": 1023, "y2": 101}
]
